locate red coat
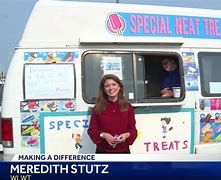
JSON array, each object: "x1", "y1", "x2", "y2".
[{"x1": 88, "y1": 100, "x2": 137, "y2": 153}]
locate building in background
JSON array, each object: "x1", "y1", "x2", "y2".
[{"x1": 0, "y1": 71, "x2": 6, "y2": 86}]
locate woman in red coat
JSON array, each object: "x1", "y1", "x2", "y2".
[{"x1": 88, "y1": 74, "x2": 137, "y2": 153}]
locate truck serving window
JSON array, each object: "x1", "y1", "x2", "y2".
[
  {"x1": 135, "y1": 53, "x2": 184, "y2": 103},
  {"x1": 82, "y1": 51, "x2": 184, "y2": 104},
  {"x1": 24, "y1": 64, "x2": 75, "y2": 100},
  {"x1": 199, "y1": 52, "x2": 221, "y2": 97},
  {"x1": 82, "y1": 53, "x2": 134, "y2": 103}
]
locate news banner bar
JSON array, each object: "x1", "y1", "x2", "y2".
[
  {"x1": 10, "y1": 154, "x2": 221, "y2": 161},
  {"x1": 0, "y1": 154, "x2": 221, "y2": 180}
]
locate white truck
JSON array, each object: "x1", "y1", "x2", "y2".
[{"x1": 1, "y1": 0, "x2": 221, "y2": 155}]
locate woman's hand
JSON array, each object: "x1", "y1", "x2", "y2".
[
  {"x1": 101, "y1": 132, "x2": 116, "y2": 145},
  {"x1": 117, "y1": 132, "x2": 130, "y2": 143}
]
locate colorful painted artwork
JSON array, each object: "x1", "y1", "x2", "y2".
[
  {"x1": 198, "y1": 98, "x2": 221, "y2": 111},
  {"x1": 20, "y1": 101, "x2": 39, "y2": 112},
  {"x1": 161, "y1": 117, "x2": 173, "y2": 139},
  {"x1": 199, "y1": 99, "x2": 210, "y2": 111},
  {"x1": 200, "y1": 113, "x2": 221, "y2": 143},
  {"x1": 20, "y1": 100, "x2": 76, "y2": 148},
  {"x1": 210, "y1": 98, "x2": 221, "y2": 110},
  {"x1": 182, "y1": 52, "x2": 199, "y2": 91},
  {"x1": 72, "y1": 133, "x2": 83, "y2": 149},
  {"x1": 24, "y1": 52, "x2": 78, "y2": 63},
  {"x1": 39, "y1": 100, "x2": 76, "y2": 112}
]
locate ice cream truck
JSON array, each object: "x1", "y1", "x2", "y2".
[{"x1": 1, "y1": 0, "x2": 221, "y2": 155}]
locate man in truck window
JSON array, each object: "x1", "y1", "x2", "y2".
[{"x1": 160, "y1": 56, "x2": 181, "y2": 97}]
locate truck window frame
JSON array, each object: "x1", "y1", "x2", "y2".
[
  {"x1": 82, "y1": 51, "x2": 135, "y2": 104},
  {"x1": 198, "y1": 52, "x2": 221, "y2": 97},
  {"x1": 82, "y1": 50, "x2": 185, "y2": 104}
]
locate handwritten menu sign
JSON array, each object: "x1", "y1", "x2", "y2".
[{"x1": 24, "y1": 64, "x2": 75, "y2": 99}]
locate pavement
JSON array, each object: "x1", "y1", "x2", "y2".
[{"x1": 0, "y1": 154, "x2": 13, "y2": 161}]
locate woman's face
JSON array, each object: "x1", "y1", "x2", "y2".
[{"x1": 104, "y1": 79, "x2": 120, "y2": 100}]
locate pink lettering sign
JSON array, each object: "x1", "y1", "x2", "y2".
[{"x1": 144, "y1": 140, "x2": 189, "y2": 152}]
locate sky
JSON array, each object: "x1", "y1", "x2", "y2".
[{"x1": 1, "y1": 0, "x2": 221, "y2": 72}]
